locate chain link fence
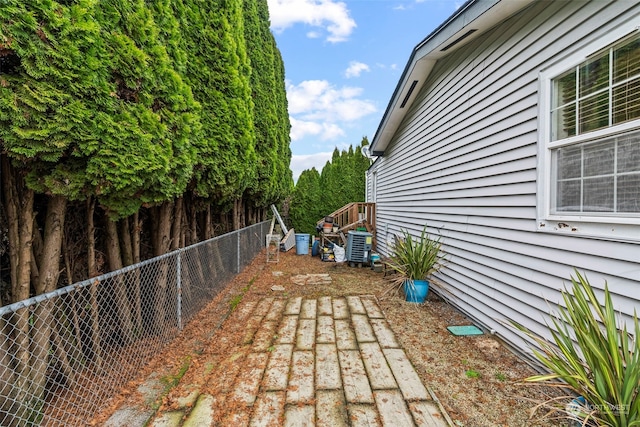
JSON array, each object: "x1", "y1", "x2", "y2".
[{"x1": 0, "y1": 221, "x2": 271, "y2": 426}]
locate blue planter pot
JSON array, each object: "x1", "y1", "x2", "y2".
[{"x1": 404, "y1": 279, "x2": 429, "y2": 303}]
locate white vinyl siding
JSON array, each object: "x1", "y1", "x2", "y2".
[{"x1": 373, "y1": 0, "x2": 640, "y2": 359}]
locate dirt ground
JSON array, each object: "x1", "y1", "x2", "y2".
[{"x1": 95, "y1": 248, "x2": 567, "y2": 427}]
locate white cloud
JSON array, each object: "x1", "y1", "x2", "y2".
[
  {"x1": 267, "y1": 0, "x2": 356, "y2": 42},
  {"x1": 290, "y1": 152, "x2": 334, "y2": 182},
  {"x1": 290, "y1": 118, "x2": 345, "y2": 141},
  {"x1": 344, "y1": 61, "x2": 370, "y2": 78},
  {"x1": 286, "y1": 80, "x2": 377, "y2": 123}
]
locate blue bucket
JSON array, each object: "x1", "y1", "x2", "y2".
[{"x1": 295, "y1": 234, "x2": 310, "y2": 255}]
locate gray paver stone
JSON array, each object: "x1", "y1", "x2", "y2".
[
  {"x1": 250, "y1": 391, "x2": 285, "y2": 427},
  {"x1": 243, "y1": 315, "x2": 264, "y2": 345},
  {"x1": 316, "y1": 343, "x2": 342, "y2": 389},
  {"x1": 332, "y1": 298, "x2": 349, "y2": 319},
  {"x1": 409, "y1": 401, "x2": 449, "y2": 427},
  {"x1": 339, "y1": 350, "x2": 374, "y2": 404},
  {"x1": 232, "y1": 352, "x2": 269, "y2": 405},
  {"x1": 318, "y1": 296, "x2": 333, "y2": 315},
  {"x1": 183, "y1": 394, "x2": 215, "y2": 427},
  {"x1": 317, "y1": 315, "x2": 336, "y2": 343},
  {"x1": 288, "y1": 350, "x2": 315, "y2": 403},
  {"x1": 237, "y1": 300, "x2": 259, "y2": 320},
  {"x1": 335, "y1": 319, "x2": 358, "y2": 350},
  {"x1": 361, "y1": 298, "x2": 385, "y2": 318},
  {"x1": 375, "y1": 390, "x2": 415, "y2": 427},
  {"x1": 383, "y1": 348, "x2": 429, "y2": 400},
  {"x1": 370, "y1": 318, "x2": 400, "y2": 348},
  {"x1": 351, "y1": 314, "x2": 376, "y2": 342},
  {"x1": 265, "y1": 298, "x2": 286, "y2": 321},
  {"x1": 254, "y1": 297, "x2": 275, "y2": 316},
  {"x1": 104, "y1": 406, "x2": 152, "y2": 427},
  {"x1": 348, "y1": 404, "x2": 381, "y2": 427},
  {"x1": 276, "y1": 315, "x2": 298, "y2": 344},
  {"x1": 285, "y1": 297, "x2": 303, "y2": 315},
  {"x1": 347, "y1": 296, "x2": 366, "y2": 314},
  {"x1": 316, "y1": 390, "x2": 349, "y2": 427},
  {"x1": 297, "y1": 318, "x2": 316, "y2": 350},
  {"x1": 151, "y1": 411, "x2": 183, "y2": 427},
  {"x1": 252, "y1": 320, "x2": 277, "y2": 351},
  {"x1": 301, "y1": 299, "x2": 318, "y2": 319},
  {"x1": 285, "y1": 404, "x2": 315, "y2": 427},
  {"x1": 359, "y1": 342, "x2": 397, "y2": 390},
  {"x1": 263, "y1": 344, "x2": 293, "y2": 390}
]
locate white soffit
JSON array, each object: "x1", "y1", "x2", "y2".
[{"x1": 371, "y1": 0, "x2": 535, "y2": 155}]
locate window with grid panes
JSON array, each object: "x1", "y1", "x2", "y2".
[{"x1": 550, "y1": 34, "x2": 640, "y2": 215}]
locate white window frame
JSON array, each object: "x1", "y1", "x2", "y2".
[{"x1": 537, "y1": 26, "x2": 640, "y2": 242}]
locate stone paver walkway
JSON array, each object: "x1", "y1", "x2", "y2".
[{"x1": 107, "y1": 296, "x2": 450, "y2": 426}]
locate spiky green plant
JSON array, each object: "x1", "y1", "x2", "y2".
[
  {"x1": 513, "y1": 271, "x2": 640, "y2": 426},
  {"x1": 382, "y1": 225, "x2": 444, "y2": 301},
  {"x1": 385, "y1": 226, "x2": 442, "y2": 281}
]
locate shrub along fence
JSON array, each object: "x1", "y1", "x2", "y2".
[{"x1": 0, "y1": 221, "x2": 271, "y2": 427}]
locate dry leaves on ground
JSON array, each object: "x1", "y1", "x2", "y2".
[{"x1": 93, "y1": 248, "x2": 566, "y2": 427}]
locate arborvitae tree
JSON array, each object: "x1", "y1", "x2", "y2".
[
  {"x1": 184, "y1": 0, "x2": 257, "y2": 222},
  {"x1": 243, "y1": 0, "x2": 278, "y2": 210},
  {"x1": 269, "y1": 18, "x2": 294, "y2": 206},
  {"x1": 349, "y1": 137, "x2": 371, "y2": 201},
  {"x1": 0, "y1": 0, "x2": 107, "y2": 419},
  {"x1": 289, "y1": 168, "x2": 323, "y2": 234},
  {"x1": 290, "y1": 137, "x2": 371, "y2": 232},
  {"x1": 320, "y1": 148, "x2": 348, "y2": 215}
]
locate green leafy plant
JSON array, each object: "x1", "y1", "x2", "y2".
[
  {"x1": 382, "y1": 225, "x2": 444, "y2": 300},
  {"x1": 512, "y1": 270, "x2": 640, "y2": 426},
  {"x1": 465, "y1": 369, "x2": 480, "y2": 379},
  {"x1": 385, "y1": 226, "x2": 442, "y2": 280}
]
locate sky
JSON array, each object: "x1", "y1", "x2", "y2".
[{"x1": 266, "y1": 0, "x2": 464, "y2": 181}]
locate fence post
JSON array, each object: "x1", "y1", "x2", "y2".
[
  {"x1": 237, "y1": 230, "x2": 241, "y2": 273},
  {"x1": 177, "y1": 252, "x2": 182, "y2": 330}
]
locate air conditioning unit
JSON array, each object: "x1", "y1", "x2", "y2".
[{"x1": 346, "y1": 231, "x2": 373, "y2": 265}]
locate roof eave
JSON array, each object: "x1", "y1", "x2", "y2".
[{"x1": 370, "y1": 0, "x2": 535, "y2": 156}]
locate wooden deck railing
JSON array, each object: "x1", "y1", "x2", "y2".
[{"x1": 317, "y1": 202, "x2": 376, "y2": 247}]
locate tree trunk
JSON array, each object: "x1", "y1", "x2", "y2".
[
  {"x1": 132, "y1": 211, "x2": 141, "y2": 263},
  {"x1": 1, "y1": 155, "x2": 43, "y2": 423},
  {"x1": 188, "y1": 203, "x2": 197, "y2": 246},
  {"x1": 119, "y1": 217, "x2": 134, "y2": 267},
  {"x1": 125, "y1": 213, "x2": 143, "y2": 332},
  {"x1": 204, "y1": 204, "x2": 212, "y2": 240},
  {"x1": 85, "y1": 198, "x2": 102, "y2": 366},
  {"x1": 150, "y1": 202, "x2": 173, "y2": 333},
  {"x1": 86, "y1": 198, "x2": 97, "y2": 278},
  {"x1": 171, "y1": 197, "x2": 183, "y2": 251},
  {"x1": 30, "y1": 195, "x2": 67, "y2": 403},
  {"x1": 233, "y1": 198, "x2": 241, "y2": 231},
  {"x1": 104, "y1": 213, "x2": 134, "y2": 344}
]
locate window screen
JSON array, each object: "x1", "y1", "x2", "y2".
[
  {"x1": 551, "y1": 35, "x2": 640, "y2": 141},
  {"x1": 553, "y1": 131, "x2": 640, "y2": 213}
]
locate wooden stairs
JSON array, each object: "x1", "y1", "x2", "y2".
[{"x1": 317, "y1": 202, "x2": 376, "y2": 248}]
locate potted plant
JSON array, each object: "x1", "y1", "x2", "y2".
[
  {"x1": 511, "y1": 271, "x2": 640, "y2": 426},
  {"x1": 384, "y1": 225, "x2": 443, "y2": 303}
]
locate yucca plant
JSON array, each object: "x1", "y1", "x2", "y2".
[
  {"x1": 512, "y1": 271, "x2": 640, "y2": 426},
  {"x1": 382, "y1": 226, "x2": 444, "y2": 302},
  {"x1": 385, "y1": 226, "x2": 442, "y2": 279}
]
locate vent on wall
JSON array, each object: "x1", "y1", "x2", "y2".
[
  {"x1": 441, "y1": 29, "x2": 477, "y2": 51},
  {"x1": 399, "y1": 80, "x2": 418, "y2": 108}
]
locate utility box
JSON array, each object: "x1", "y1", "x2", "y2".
[{"x1": 346, "y1": 231, "x2": 373, "y2": 265}]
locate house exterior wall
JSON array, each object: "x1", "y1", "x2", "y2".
[{"x1": 368, "y1": 0, "x2": 640, "y2": 357}]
